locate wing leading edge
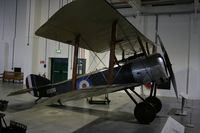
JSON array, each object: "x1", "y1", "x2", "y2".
[{"x1": 35, "y1": 0, "x2": 155, "y2": 54}]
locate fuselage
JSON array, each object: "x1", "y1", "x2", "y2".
[{"x1": 27, "y1": 53, "x2": 168, "y2": 98}]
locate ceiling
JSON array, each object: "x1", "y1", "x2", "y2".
[
  {"x1": 110, "y1": 0, "x2": 198, "y2": 8},
  {"x1": 109, "y1": 0, "x2": 200, "y2": 16},
  {"x1": 141, "y1": 0, "x2": 194, "y2": 6}
]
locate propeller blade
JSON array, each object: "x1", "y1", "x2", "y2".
[{"x1": 157, "y1": 35, "x2": 178, "y2": 98}]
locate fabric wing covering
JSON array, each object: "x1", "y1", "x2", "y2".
[{"x1": 35, "y1": 0, "x2": 155, "y2": 55}]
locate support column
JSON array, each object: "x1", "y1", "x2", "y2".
[
  {"x1": 72, "y1": 35, "x2": 80, "y2": 90},
  {"x1": 108, "y1": 20, "x2": 117, "y2": 85}
]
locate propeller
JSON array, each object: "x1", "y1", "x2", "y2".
[{"x1": 157, "y1": 35, "x2": 178, "y2": 98}]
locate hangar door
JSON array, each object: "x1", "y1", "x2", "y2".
[
  {"x1": 51, "y1": 58, "x2": 68, "y2": 83},
  {"x1": 77, "y1": 58, "x2": 86, "y2": 76},
  {"x1": 51, "y1": 58, "x2": 86, "y2": 83}
]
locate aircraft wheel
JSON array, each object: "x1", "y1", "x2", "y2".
[
  {"x1": 145, "y1": 96, "x2": 162, "y2": 113},
  {"x1": 134, "y1": 102, "x2": 156, "y2": 124}
]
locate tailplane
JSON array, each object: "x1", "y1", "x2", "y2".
[{"x1": 26, "y1": 74, "x2": 52, "y2": 97}]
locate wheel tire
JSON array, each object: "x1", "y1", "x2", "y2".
[
  {"x1": 145, "y1": 96, "x2": 162, "y2": 113},
  {"x1": 134, "y1": 102, "x2": 156, "y2": 124}
]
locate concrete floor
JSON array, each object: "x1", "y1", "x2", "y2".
[{"x1": 0, "y1": 81, "x2": 199, "y2": 133}]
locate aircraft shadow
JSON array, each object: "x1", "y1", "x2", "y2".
[
  {"x1": 48, "y1": 104, "x2": 139, "y2": 124},
  {"x1": 6, "y1": 101, "x2": 35, "y2": 113}
]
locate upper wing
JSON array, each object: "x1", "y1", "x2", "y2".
[
  {"x1": 35, "y1": 0, "x2": 155, "y2": 54},
  {"x1": 37, "y1": 83, "x2": 139, "y2": 105}
]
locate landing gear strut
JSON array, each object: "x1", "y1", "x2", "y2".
[
  {"x1": 124, "y1": 87, "x2": 162, "y2": 124},
  {"x1": 34, "y1": 97, "x2": 41, "y2": 104},
  {"x1": 145, "y1": 82, "x2": 162, "y2": 113}
]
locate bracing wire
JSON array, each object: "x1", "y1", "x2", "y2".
[
  {"x1": 86, "y1": 51, "x2": 99, "y2": 72},
  {"x1": 84, "y1": 51, "x2": 109, "y2": 81},
  {"x1": 80, "y1": 37, "x2": 107, "y2": 67},
  {"x1": 118, "y1": 23, "x2": 137, "y2": 54},
  {"x1": 80, "y1": 36, "x2": 110, "y2": 81}
]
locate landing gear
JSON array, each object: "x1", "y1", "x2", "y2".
[
  {"x1": 134, "y1": 102, "x2": 156, "y2": 124},
  {"x1": 145, "y1": 96, "x2": 162, "y2": 113},
  {"x1": 57, "y1": 99, "x2": 63, "y2": 106},
  {"x1": 34, "y1": 97, "x2": 41, "y2": 104},
  {"x1": 87, "y1": 93, "x2": 111, "y2": 105},
  {"x1": 124, "y1": 87, "x2": 162, "y2": 124}
]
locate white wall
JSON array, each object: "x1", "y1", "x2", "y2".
[
  {"x1": 0, "y1": 0, "x2": 28, "y2": 73},
  {"x1": 0, "y1": 43, "x2": 5, "y2": 73},
  {"x1": 188, "y1": 14, "x2": 200, "y2": 99}
]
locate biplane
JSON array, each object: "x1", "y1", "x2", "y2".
[{"x1": 8, "y1": 0, "x2": 178, "y2": 124}]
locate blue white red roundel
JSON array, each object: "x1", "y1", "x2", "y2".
[{"x1": 77, "y1": 78, "x2": 92, "y2": 89}]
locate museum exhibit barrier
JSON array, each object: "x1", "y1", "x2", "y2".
[
  {"x1": 0, "y1": 114, "x2": 27, "y2": 133},
  {"x1": 0, "y1": 100, "x2": 8, "y2": 112},
  {"x1": 9, "y1": 120, "x2": 27, "y2": 133}
]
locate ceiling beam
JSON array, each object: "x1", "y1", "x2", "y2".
[
  {"x1": 112, "y1": 0, "x2": 141, "y2": 13},
  {"x1": 117, "y1": 3, "x2": 200, "y2": 16},
  {"x1": 142, "y1": 0, "x2": 194, "y2": 6},
  {"x1": 125, "y1": 0, "x2": 141, "y2": 11}
]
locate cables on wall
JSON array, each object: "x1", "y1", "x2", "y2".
[
  {"x1": 56, "y1": 0, "x2": 64, "y2": 53},
  {"x1": 44, "y1": 0, "x2": 51, "y2": 68},
  {"x1": 12, "y1": 0, "x2": 18, "y2": 70},
  {"x1": 27, "y1": 0, "x2": 32, "y2": 46},
  {"x1": 1, "y1": 0, "x2": 5, "y2": 41}
]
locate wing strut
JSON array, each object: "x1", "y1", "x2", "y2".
[
  {"x1": 72, "y1": 35, "x2": 80, "y2": 90},
  {"x1": 108, "y1": 20, "x2": 118, "y2": 84},
  {"x1": 145, "y1": 42, "x2": 150, "y2": 55},
  {"x1": 137, "y1": 36, "x2": 147, "y2": 57},
  {"x1": 152, "y1": 45, "x2": 157, "y2": 53}
]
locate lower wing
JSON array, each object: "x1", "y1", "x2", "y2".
[{"x1": 37, "y1": 83, "x2": 139, "y2": 105}]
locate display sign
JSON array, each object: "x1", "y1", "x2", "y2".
[{"x1": 161, "y1": 117, "x2": 184, "y2": 133}]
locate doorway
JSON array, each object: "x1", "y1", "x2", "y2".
[
  {"x1": 77, "y1": 58, "x2": 86, "y2": 76},
  {"x1": 51, "y1": 58, "x2": 68, "y2": 83}
]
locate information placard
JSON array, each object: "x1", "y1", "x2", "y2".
[{"x1": 161, "y1": 117, "x2": 184, "y2": 133}]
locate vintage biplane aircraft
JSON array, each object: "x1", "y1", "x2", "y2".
[{"x1": 8, "y1": 0, "x2": 178, "y2": 124}]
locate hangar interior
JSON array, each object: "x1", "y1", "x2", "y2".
[{"x1": 0, "y1": 0, "x2": 200, "y2": 133}]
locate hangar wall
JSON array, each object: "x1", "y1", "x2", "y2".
[
  {"x1": 0, "y1": 0, "x2": 200, "y2": 99},
  {"x1": 128, "y1": 14, "x2": 200, "y2": 99}
]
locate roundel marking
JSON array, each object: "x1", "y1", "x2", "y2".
[
  {"x1": 77, "y1": 77, "x2": 92, "y2": 90},
  {"x1": 79, "y1": 80, "x2": 90, "y2": 89}
]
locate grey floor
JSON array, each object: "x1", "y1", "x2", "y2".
[{"x1": 0, "y1": 81, "x2": 199, "y2": 133}]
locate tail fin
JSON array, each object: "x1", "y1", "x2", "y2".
[{"x1": 26, "y1": 74, "x2": 51, "y2": 97}]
